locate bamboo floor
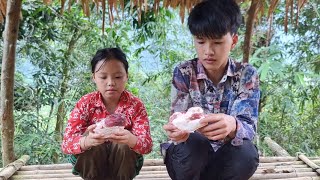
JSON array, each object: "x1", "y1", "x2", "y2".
[
  {"x1": 1, "y1": 137, "x2": 319, "y2": 180},
  {"x1": 3, "y1": 156, "x2": 320, "y2": 180}
]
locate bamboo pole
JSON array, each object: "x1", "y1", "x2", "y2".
[
  {"x1": 12, "y1": 178, "x2": 82, "y2": 180},
  {"x1": 0, "y1": 155, "x2": 30, "y2": 180},
  {"x1": 15, "y1": 169, "x2": 71, "y2": 175},
  {"x1": 264, "y1": 137, "x2": 291, "y2": 157},
  {"x1": 259, "y1": 156, "x2": 296, "y2": 162},
  {"x1": 250, "y1": 172, "x2": 319, "y2": 179},
  {"x1": 255, "y1": 167, "x2": 313, "y2": 173},
  {"x1": 11, "y1": 173, "x2": 78, "y2": 179},
  {"x1": 260, "y1": 178, "x2": 320, "y2": 180},
  {"x1": 258, "y1": 160, "x2": 320, "y2": 166},
  {"x1": 298, "y1": 153, "x2": 320, "y2": 175}
]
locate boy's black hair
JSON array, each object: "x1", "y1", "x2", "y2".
[
  {"x1": 188, "y1": 0, "x2": 242, "y2": 39},
  {"x1": 91, "y1": 47, "x2": 129, "y2": 73}
]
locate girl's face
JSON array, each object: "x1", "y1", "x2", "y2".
[{"x1": 92, "y1": 59, "x2": 128, "y2": 104}]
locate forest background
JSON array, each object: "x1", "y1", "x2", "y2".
[{"x1": 0, "y1": 0, "x2": 319, "y2": 166}]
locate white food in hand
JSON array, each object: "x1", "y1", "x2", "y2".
[{"x1": 171, "y1": 107, "x2": 207, "y2": 132}]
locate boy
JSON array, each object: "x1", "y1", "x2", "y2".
[{"x1": 162, "y1": 0, "x2": 260, "y2": 179}]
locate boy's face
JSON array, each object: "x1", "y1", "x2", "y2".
[
  {"x1": 92, "y1": 59, "x2": 128, "y2": 104},
  {"x1": 194, "y1": 32, "x2": 238, "y2": 74}
]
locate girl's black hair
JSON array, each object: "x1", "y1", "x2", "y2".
[
  {"x1": 188, "y1": 0, "x2": 242, "y2": 39},
  {"x1": 91, "y1": 47, "x2": 129, "y2": 73}
]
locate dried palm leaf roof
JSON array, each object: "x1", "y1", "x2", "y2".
[{"x1": 1, "y1": 0, "x2": 308, "y2": 33}]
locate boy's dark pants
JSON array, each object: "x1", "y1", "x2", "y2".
[
  {"x1": 73, "y1": 143, "x2": 141, "y2": 180},
  {"x1": 165, "y1": 133, "x2": 259, "y2": 180}
]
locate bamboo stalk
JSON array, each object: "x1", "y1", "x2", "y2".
[
  {"x1": 15, "y1": 169, "x2": 71, "y2": 175},
  {"x1": 135, "y1": 178, "x2": 171, "y2": 180},
  {"x1": 0, "y1": 155, "x2": 30, "y2": 180},
  {"x1": 134, "y1": 177, "x2": 171, "y2": 180},
  {"x1": 255, "y1": 167, "x2": 313, "y2": 173},
  {"x1": 250, "y1": 172, "x2": 319, "y2": 179},
  {"x1": 139, "y1": 171, "x2": 168, "y2": 174},
  {"x1": 263, "y1": 178, "x2": 320, "y2": 180},
  {"x1": 143, "y1": 159, "x2": 164, "y2": 165},
  {"x1": 133, "y1": 173, "x2": 169, "y2": 178},
  {"x1": 258, "y1": 164, "x2": 309, "y2": 169},
  {"x1": 259, "y1": 157, "x2": 296, "y2": 162},
  {"x1": 258, "y1": 160, "x2": 320, "y2": 167},
  {"x1": 12, "y1": 178, "x2": 82, "y2": 180},
  {"x1": 19, "y1": 164, "x2": 73, "y2": 171},
  {"x1": 264, "y1": 137, "x2": 291, "y2": 157},
  {"x1": 298, "y1": 153, "x2": 320, "y2": 175},
  {"x1": 11, "y1": 173, "x2": 78, "y2": 179},
  {"x1": 141, "y1": 166, "x2": 168, "y2": 171}
]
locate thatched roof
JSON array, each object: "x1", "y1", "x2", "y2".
[
  {"x1": 1, "y1": 0, "x2": 308, "y2": 31},
  {"x1": 0, "y1": 0, "x2": 308, "y2": 63}
]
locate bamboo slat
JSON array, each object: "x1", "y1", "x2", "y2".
[
  {"x1": 263, "y1": 178, "x2": 320, "y2": 180},
  {"x1": 250, "y1": 172, "x2": 319, "y2": 179}
]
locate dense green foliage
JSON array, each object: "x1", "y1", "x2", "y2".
[{"x1": 0, "y1": 0, "x2": 319, "y2": 166}]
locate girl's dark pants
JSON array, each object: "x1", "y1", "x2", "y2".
[
  {"x1": 72, "y1": 143, "x2": 142, "y2": 180},
  {"x1": 165, "y1": 132, "x2": 259, "y2": 180}
]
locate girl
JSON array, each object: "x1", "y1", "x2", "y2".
[{"x1": 62, "y1": 48, "x2": 153, "y2": 180}]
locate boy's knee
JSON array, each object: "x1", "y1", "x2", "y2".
[
  {"x1": 165, "y1": 133, "x2": 211, "y2": 180},
  {"x1": 219, "y1": 140, "x2": 259, "y2": 179}
]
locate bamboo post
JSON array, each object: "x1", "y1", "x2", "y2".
[
  {"x1": 264, "y1": 137, "x2": 291, "y2": 156},
  {"x1": 298, "y1": 153, "x2": 320, "y2": 175},
  {"x1": 0, "y1": 155, "x2": 30, "y2": 180}
]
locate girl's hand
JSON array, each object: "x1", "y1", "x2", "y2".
[
  {"x1": 81, "y1": 124, "x2": 108, "y2": 150},
  {"x1": 107, "y1": 128, "x2": 138, "y2": 148}
]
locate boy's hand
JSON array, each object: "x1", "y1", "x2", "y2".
[
  {"x1": 107, "y1": 129, "x2": 138, "y2": 148},
  {"x1": 198, "y1": 114, "x2": 237, "y2": 141},
  {"x1": 163, "y1": 122, "x2": 190, "y2": 143}
]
